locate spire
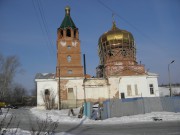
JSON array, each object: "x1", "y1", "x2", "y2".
[{"x1": 60, "y1": 6, "x2": 76, "y2": 29}]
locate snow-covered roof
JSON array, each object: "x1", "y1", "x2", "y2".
[
  {"x1": 35, "y1": 73, "x2": 55, "y2": 79},
  {"x1": 147, "y1": 72, "x2": 158, "y2": 76}
]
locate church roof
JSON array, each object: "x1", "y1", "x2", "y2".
[
  {"x1": 98, "y1": 21, "x2": 134, "y2": 44},
  {"x1": 35, "y1": 73, "x2": 55, "y2": 79},
  {"x1": 60, "y1": 6, "x2": 76, "y2": 29},
  {"x1": 147, "y1": 72, "x2": 159, "y2": 76}
]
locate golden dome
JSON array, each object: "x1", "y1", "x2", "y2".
[
  {"x1": 98, "y1": 21, "x2": 137, "y2": 67},
  {"x1": 98, "y1": 21, "x2": 134, "y2": 45}
]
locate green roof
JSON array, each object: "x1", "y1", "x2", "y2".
[{"x1": 60, "y1": 6, "x2": 76, "y2": 29}]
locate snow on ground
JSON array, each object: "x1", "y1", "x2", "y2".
[
  {"x1": 30, "y1": 107, "x2": 84, "y2": 123},
  {"x1": 0, "y1": 108, "x2": 11, "y2": 119},
  {"x1": 30, "y1": 107, "x2": 180, "y2": 125},
  {"x1": 101, "y1": 112, "x2": 180, "y2": 124},
  {"x1": 1, "y1": 107, "x2": 180, "y2": 135},
  {"x1": 0, "y1": 128, "x2": 74, "y2": 135}
]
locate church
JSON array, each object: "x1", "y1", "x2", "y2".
[{"x1": 35, "y1": 6, "x2": 159, "y2": 109}]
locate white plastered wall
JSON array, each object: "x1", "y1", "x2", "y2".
[
  {"x1": 64, "y1": 78, "x2": 84, "y2": 100},
  {"x1": 109, "y1": 75, "x2": 159, "y2": 99},
  {"x1": 147, "y1": 75, "x2": 159, "y2": 97},
  {"x1": 36, "y1": 79, "x2": 58, "y2": 108},
  {"x1": 65, "y1": 78, "x2": 109, "y2": 101},
  {"x1": 35, "y1": 74, "x2": 159, "y2": 109},
  {"x1": 108, "y1": 77, "x2": 121, "y2": 98}
]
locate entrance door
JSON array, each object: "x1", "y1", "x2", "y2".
[
  {"x1": 121, "y1": 93, "x2": 125, "y2": 99},
  {"x1": 68, "y1": 88, "x2": 76, "y2": 108}
]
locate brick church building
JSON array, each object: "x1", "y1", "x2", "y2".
[{"x1": 35, "y1": 6, "x2": 159, "y2": 109}]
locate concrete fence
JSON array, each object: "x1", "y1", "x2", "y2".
[
  {"x1": 102, "y1": 97, "x2": 180, "y2": 119},
  {"x1": 84, "y1": 97, "x2": 180, "y2": 120}
]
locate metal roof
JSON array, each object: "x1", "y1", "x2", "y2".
[{"x1": 59, "y1": 6, "x2": 76, "y2": 29}]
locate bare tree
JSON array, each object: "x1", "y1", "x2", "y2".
[
  {"x1": 11, "y1": 83, "x2": 27, "y2": 104},
  {"x1": 30, "y1": 114, "x2": 58, "y2": 135},
  {"x1": 28, "y1": 87, "x2": 37, "y2": 106},
  {"x1": 0, "y1": 53, "x2": 21, "y2": 102},
  {"x1": 31, "y1": 82, "x2": 37, "y2": 97},
  {"x1": 41, "y1": 89, "x2": 56, "y2": 110}
]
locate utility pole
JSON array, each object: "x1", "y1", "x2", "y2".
[
  {"x1": 58, "y1": 66, "x2": 61, "y2": 110},
  {"x1": 168, "y1": 60, "x2": 175, "y2": 97},
  {"x1": 83, "y1": 54, "x2": 87, "y2": 103},
  {"x1": 83, "y1": 54, "x2": 87, "y2": 116}
]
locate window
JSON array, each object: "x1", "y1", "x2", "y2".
[
  {"x1": 135, "y1": 84, "x2": 138, "y2": 95},
  {"x1": 45, "y1": 89, "x2": 50, "y2": 95},
  {"x1": 60, "y1": 30, "x2": 63, "y2": 37},
  {"x1": 66, "y1": 29, "x2": 71, "y2": 37},
  {"x1": 74, "y1": 30, "x2": 76, "y2": 38},
  {"x1": 149, "y1": 84, "x2": 154, "y2": 94},
  {"x1": 68, "y1": 88, "x2": 73, "y2": 93},
  {"x1": 121, "y1": 50, "x2": 127, "y2": 57},
  {"x1": 67, "y1": 55, "x2": 71, "y2": 62},
  {"x1": 68, "y1": 70, "x2": 72, "y2": 74},
  {"x1": 67, "y1": 45, "x2": 71, "y2": 50},
  {"x1": 127, "y1": 85, "x2": 132, "y2": 96}
]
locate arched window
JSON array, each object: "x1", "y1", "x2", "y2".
[
  {"x1": 66, "y1": 29, "x2": 71, "y2": 37},
  {"x1": 67, "y1": 55, "x2": 71, "y2": 62},
  {"x1": 44, "y1": 89, "x2": 50, "y2": 101},
  {"x1": 45, "y1": 89, "x2": 50, "y2": 95},
  {"x1": 67, "y1": 45, "x2": 71, "y2": 50}
]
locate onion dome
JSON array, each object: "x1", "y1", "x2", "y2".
[
  {"x1": 98, "y1": 21, "x2": 137, "y2": 66},
  {"x1": 60, "y1": 6, "x2": 76, "y2": 29},
  {"x1": 97, "y1": 21, "x2": 145, "y2": 77},
  {"x1": 98, "y1": 21, "x2": 134, "y2": 46}
]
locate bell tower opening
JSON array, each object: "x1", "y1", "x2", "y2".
[
  {"x1": 60, "y1": 30, "x2": 63, "y2": 37},
  {"x1": 74, "y1": 30, "x2": 76, "y2": 38},
  {"x1": 66, "y1": 29, "x2": 71, "y2": 37}
]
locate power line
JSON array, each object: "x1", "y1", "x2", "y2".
[
  {"x1": 97, "y1": 0, "x2": 154, "y2": 43},
  {"x1": 32, "y1": 0, "x2": 52, "y2": 56},
  {"x1": 31, "y1": 0, "x2": 55, "y2": 57},
  {"x1": 36, "y1": 0, "x2": 55, "y2": 53}
]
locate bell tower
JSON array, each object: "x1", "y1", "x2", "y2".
[{"x1": 56, "y1": 6, "x2": 83, "y2": 77}]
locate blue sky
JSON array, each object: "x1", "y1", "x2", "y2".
[{"x1": 0, "y1": 0, "x2": 180, "y2": 90}]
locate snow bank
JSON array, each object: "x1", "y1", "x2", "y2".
[
  {"x1": 98, "y1": 112, "x2": 180, "y2": 124},
  {"x1": 30, "y1": 107, "x2": 86, "y2": 123},
  {"x1": 30, "y1": 107, "x2": 180, "y2": 125}
]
